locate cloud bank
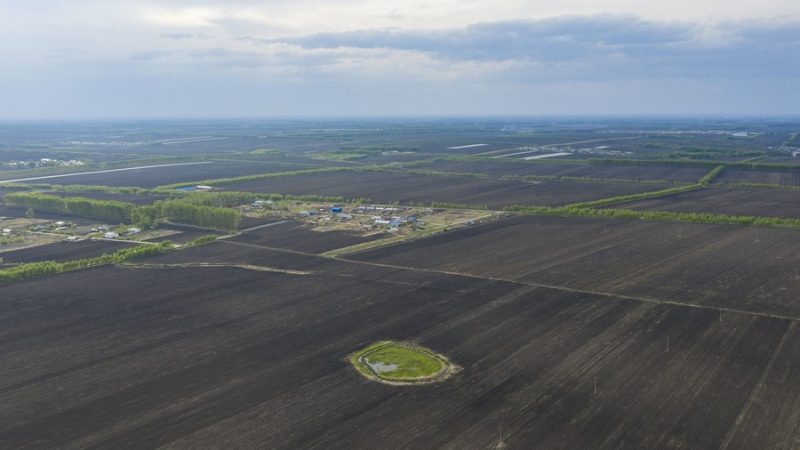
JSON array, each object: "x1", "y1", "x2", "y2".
[{"x1": 0, "y1": 1, "x2": 798, "y2": 118}]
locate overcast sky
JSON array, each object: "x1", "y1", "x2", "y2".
[{"x1": 1, "y1": 0, "x2": 798, "y2": 118}]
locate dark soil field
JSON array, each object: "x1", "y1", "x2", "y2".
[
  {"x1": 616, "y1": 187, "x2": 800, "y2": 218},
  {"x1": 0, "y1": 240, "x2": 135, "y2": 263},
  {"x1": 352, "y1": 215, "x2": 800, "y2": 319},
  {"x1": 2, "y1": 253, "x2": 799, "y2": 449},
  {"x1": 230, "y1": 220, "x2": 388, "y2": 254},
  {"x1": 417, "y1": 159, "x2": 709, "y2": 182},
  {"x1": 6, "y1": 161, "x2": 317, "y2": 188},
  {"x1": 715, "y1": 168, "x2": 800, "y2": 186},
  {"x1": 223, "y1": 171, "x2": 671, "y2": 208}
]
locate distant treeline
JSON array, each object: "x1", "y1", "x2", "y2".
[
  {"x1": 717, "y1": 182, "x2": 800, "y2": 191},
  {"x1": 567, "y1": 184, "x2": 702, "y2": 209},
  {"x1": 48, "y1": 184, "x2": 156, "y2": 195},
  {"x1": 4, "y1": 192, "x2": 241, "y2": 230},
  {"x1": 0, "y1": 241, "x2": 173, "y2": 283},
  {"x1": 132, "y1": 200, "x2": 241, "y2": 229},
  {"x1": 177, "y1": 191, "x2": 353, "y2": 208},
  {"x1": 698, "y1": 165, "x2": 726, "y2": 185},
  {"x1": 450, "y1": 155, "x2": 800, "y2": 173},
  {"x1": 100, "y1": 149, "x2": 285, "y2": 170},
  {"x1": 0, "y1": 183, "x2": 158, "y2": 194},
  {"x1": 506, "y1": 205, "x2": 800, "y2": 229},
  {"x1": 387, "y1": 162, "x2": 680, "y2": 186},
  {"x1": 157, "y1": 163, "x2": 443, "y2": 190},
  {"x1": 563, "y1": 165, "x2": 724, "y2": 209},
  {"x1": 160, "y1": 167, "x2": 354, "y2": 189},
  {"x1": 5, "y1": 192, "x2": 134, "y2": 222}
]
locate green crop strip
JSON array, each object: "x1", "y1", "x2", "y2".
[
  {"x1": 0, "y1": 232, "x2": 222, "y2": 284},
  {"x1": 566, "y1": 184, "x2": 703, "y2": 209},
  {"x1": 0, "y1": 241, "x2": 174, "y2": 283},
  {"x1": 506, "y1": 205, "x2": 800, "y2": 229},
  {"x1": 563, "y1": 165, "x2": 725, "y2": 209}
]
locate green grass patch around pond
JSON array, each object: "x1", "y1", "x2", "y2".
[{"x1": 351, "y1": 341, "x2": 455, "y2": 384}]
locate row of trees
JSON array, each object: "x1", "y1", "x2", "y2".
[
  {"x1": 452, "y1": 154, "x2": 800, "y2": 173},
  {"x1": 5, "y1": 192, "x2": 135, "y2": 222},
  {"x1": 567, "y1": 184, "x2": 702, "y2": 209},
  {"x1": 48, "y1": 184, "x2": 155, "y2": 195},
  {"x1": 132, "y1": 200, "x2": 241, "y2": 230},
  {"x1": 0, "y1": 241, "x2": 173, "y2": 283},
  {"x1": 506, "y1": 205, "x2": 800, "y2": 229},
  {"x1": 516, "y1": 174, "x2": 675, "y2": 186},
  {"x1": 698, "y1": 165, "x2": 726, "y2": 185},
  {"x1": 160, "y1": 166, "x2": 353, "y2": 189},
  {"x1": 178, "y1": 191, "x2": 356, "y2": 208},
  {"x1": 5, "y1": 192, "x2": 242, "y2": 230}
]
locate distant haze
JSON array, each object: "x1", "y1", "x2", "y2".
[{"x1": 1, "y1": 1, "x2": 798, "y2": 118}]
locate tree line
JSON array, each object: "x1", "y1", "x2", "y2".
[
  {"x1": 506, "y1": 205, "x2": 800, "y2": 229},
  {"x1": 0, "y1": 241, "x2": 174, "y2": 283},
  {"x1": 5, "y1": 192, "x2": 242, "y2": 230},
  {"x1": 567, "y1": 184, "x2": 702, "y2": 209},
  {"x1": 5, "y1": 192, "x2": 135, "y2": 222},
  {"x1": 131, "y1": 200, "x2": 241, "y2": 229}
]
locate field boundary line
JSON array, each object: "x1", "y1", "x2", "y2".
[
  {"x1": 118, "y1": 262, "x2": 311, "y2": 275},
  {"x1": 218, "y1": 239, "x2": 800, "y2": 322},
  {"x1": 339, "y1": 258, "x2": 800, "y2": 322}
]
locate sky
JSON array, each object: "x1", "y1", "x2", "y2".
[{"x1": 0, "y1": 0, "x2": 798, "y2": 118}]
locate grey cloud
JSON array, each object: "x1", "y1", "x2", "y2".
[
  {"x1": 160, "y1": 32, "x2": 214, "y2": 40},
  {"x1": 253, "y1": 15, "x2": 800, "y2": 79}
]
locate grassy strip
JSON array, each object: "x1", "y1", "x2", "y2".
[
  {"x1": 183, "y1": 234, "x2": 220, "y2": 247},
  {"x1": 156, "y1": 163, "x2": 489, "y2": 190},
  {"x1": 717, "y1": 182, "x2": 800, "y2": 191},
  {"x1": 507, "y1": 205, "x2": 800, "y2": 229},
  {"x1": 567, "y1": 184, "x2": 702, "y2": 209},
  {"x1": 698, "y1": 165, "x2": 726, "y2": 185},
  {"x1": 0, "y1": 241, "x2": 174, "y2": 283},
  {"x1": 177, "y1": 191, "x2": 355, "y2": 208},
  {"x1": 564, "y1": 165, "x2": 723, "y2": 209},
  {"x1": 449, "y1": 154, "x2": 800, "y2": 172},
  {"x1": 395, "y1": 158, "x2": 679, "y2": 185},
  {"x1": 515, "y1": 174, "x2": 677, "y2": 185},
  {"x1": 400, "y1": 166, "x2": 678, "y2": 186},
  {"x1": 158, "y1": 166, "x2": 355, "y2": 189},
  {"x1": 322, "y1": 234, "x2": 410, "y2": 258},
  {"x1": 99, "y1": 150, "x2": 285, "y2": 169},
  {"x1": 0, "y1": 183, "x2": 50, "y2": 191},
  {"x1": 46, "y1": 184, "x2": 158, "y2": 195}
]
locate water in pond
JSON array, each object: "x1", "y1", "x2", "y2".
[{"x1": 365, "y1": 358, "x2": 398, "y2": 374}]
